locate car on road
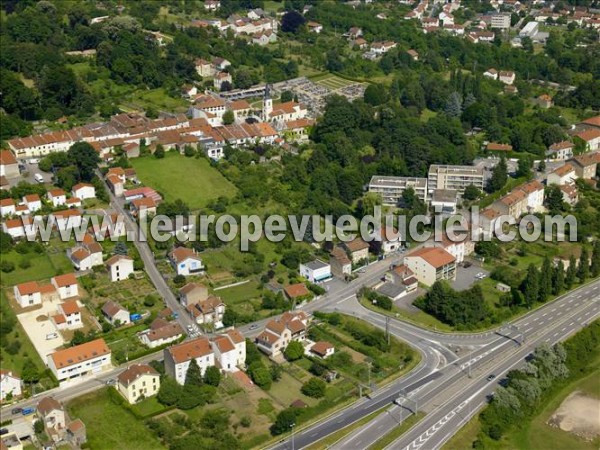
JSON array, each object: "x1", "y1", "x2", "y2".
[
  {"x1": 187, "y1": 325, "x2": 195, "y2": 332},
  {"x1": 105, "y1": 379, "x2": 116, "y2": 386},
  {"x1": 11, "y1": 408, "x2": 22, "y2": 415},
  {"x1": 249, "y1": 324, "x2": 259, "y2": 330},
  {"x1": 28, "y1": 158, "x2": 40, "y2": 164},
  {"x1": 22, "y1": 407, "x2": 35, "y2": 415},
  {"x1": 463, "y1": 261, "x2": 472, "y2": 268},
  {"x1": 0, "y1": 428, "x2": 8, "y2": 435},
  {"x1": 34, "y1": 173, "x2": 44, "y2": 183},
  {"x1": 487, "y1": 374, "x2": 496, "y2": 381},
  {"x1": 358, "y1": 268, "x2": 366, "y2": 273},
  {"x1": 475, "y1": 272, "x2": 487, "y2": 279}
]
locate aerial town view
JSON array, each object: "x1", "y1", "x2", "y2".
[{"x1": 0, "y1": 1, "x2": 599, "y2": 449}]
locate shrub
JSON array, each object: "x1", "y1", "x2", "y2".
[
  {"x1": 1, "y1": 261, "x2": 15, "y2": 272},
  {"x1": 301, "y1": 377, "x2": 327, "y2": 398},
  {"x1": 284, "y1": 341, "x2": 304, "y2": 361}
]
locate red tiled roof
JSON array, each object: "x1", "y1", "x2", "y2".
[
  {"x1": 168, "y1": 337, "x2": 213, "y2": 364},
  {"x1": 50, "y1": 339, "x2": 110, "y2": 369},
  {"x1": 407, "y1": 247, "x2": 456, "y2": 268}
]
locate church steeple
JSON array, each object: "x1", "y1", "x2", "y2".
[{"x1": 263, "y1": 84, "x2": 273, "y2": 121}]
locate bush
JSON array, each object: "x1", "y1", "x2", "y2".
[
  {"x1": 240, "y1": 416, "x2": 251, "y2": 428},
  {"x1": 1, "y1": 261, "x2": 15, "y2": 272},
  {"x1": 301, "y1": 377, "x2": 327, "y2": 398},
  {"x1": 270, "y1": 408, "x2": 298, "y2": 436},
  {"x1": 173, "y1": 275, "x2": 186, "y2": 287},
  {"x1": 284, "y1": 341, "x2": 305, "y2": 361},
  {"x1": 143, "y1": 295, "x2": 156, "y2": 307}
]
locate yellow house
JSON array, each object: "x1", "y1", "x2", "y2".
[{"x1": 116, "y1": 364, "x2": 160, "y2": 404}]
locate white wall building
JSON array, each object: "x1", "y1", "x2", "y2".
[
  {"x1": 48, "y1": 339, "x2": 112, "y2": 382},
  {"x1": 164, "y1": 337, "x2": 215, "y2": 385},
  {"x1": 299, "y1": 260, "x2": 331, "y2": 283}
]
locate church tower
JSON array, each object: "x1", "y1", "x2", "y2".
[{"x1": 263, "y1": 84, "x2": 273, "y2": 121}]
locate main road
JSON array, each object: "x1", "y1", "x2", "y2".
[{"x1": 269, "y1": 279, "x2": 600, "y2": 450}]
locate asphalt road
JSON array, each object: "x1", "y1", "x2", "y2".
[{"x1": 323, "y1": 280, "x2": 600, "y2": 450}]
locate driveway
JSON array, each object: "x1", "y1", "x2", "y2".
[{"x1": 17, "y1": 299, "x2": 66, "y2": 362}]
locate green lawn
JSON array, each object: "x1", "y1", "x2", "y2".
[
  {"x1": 67, "y1": 388, "x2": 165, "y2": 450},
  {"x1": 0, "y1": 250, "x2": 71, "y2": 286},
  {"x1": 131, "y1": 152, "x2": 237, "y2": 208},
  {"x1": 0, "y1": 290, "x2": 50, "y2": 385}
]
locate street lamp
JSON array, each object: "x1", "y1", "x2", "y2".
[{"x1": 290, "y1": 422, "x2": 296, "y2": 450}]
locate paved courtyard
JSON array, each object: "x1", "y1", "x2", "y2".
[{"x1": 17, "y1": 298, "x2": 66, "y2": 362}]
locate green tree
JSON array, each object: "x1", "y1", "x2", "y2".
[
  {"x1": 565, "y1": 255, "x2": 577, "y2": 289},
  {"x1": 281, "y1": 10, "x2": 306, "y2": 33},
  {"x1": 283, "y1": 340, "x2": 304, "y2": 361},
  {"x1": 523, "y1": 264, "x2": 539, "y2": 308},
  {"x1": 463, "y1": 184, "x2": 481, "y2": 201},
  {"x1": 552, "y1": 260, "x2": 565, "y2": 295},
  {"x1": 545, "y1": 185, "x2": 565, "y2": 213},
  {"x1": 301, "y1": 377, "x2": 327, "y2": 398},
  {"x1": 577, "y1": 247, "x2": 589, "y2": 283},
  {"x1": 157, "y1": 377, "x2": 181, "y2": 405},
  {"x1": 203, "y1": 365, "x2": 221, "y2": 387},
  {"x1": 34, "y1": 419, "x2": 44, "y2": 434},
  {"x1": 444, "y1": 91, "x2": 462, "y2": 118},
  {"x1": 591, "y1": 241, "x2": 600, "y2": 278},
  {"x1": 538, "y1": 257, "x2": 552, "y2": 302},
  {"x1": 185, "y1": 358, "x2": 204, "y2": 386},
  {"x1": 0, "y1": 231, "x2": 14, "y2": 253},
  {"x1": 487, "y1": 157, "x2": 508, "y2": 193},
  {"x1": 270, "y1": 408, "x2": 297, "y2": 435},
  {"x1": 223, "y1": 109, "x2": 235, "y2": 125},
  {"x1": 363, "y1": 84, "x2": 388, "y2": 106},
  {"x1": 154, "y1": 144, "x2": 165, "y2": 159},
  {"x1": 21, "y1": 359, "x2": 41, "y2": 384},
  {"x1": 68, "y1": 142, "x2": 101, "y2": 182},
  {"x1": 516, "y1": 157, "x2": 532, "y2": 179}
]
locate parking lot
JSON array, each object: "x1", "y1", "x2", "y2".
[
  {"x1": 8, "y1": 159, "x2": 53, "y2": 188},
  {"x1": 451, "y1": 260, "x2": 489, "y2": 291},
  {"x1": 16, "y1": 298, "x2": 66, "y2": 362}
]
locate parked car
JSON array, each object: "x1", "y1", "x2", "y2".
[
  {"x1": 34, "y1": 173, "x2": 44, "y2": 183},
  {"x1": 249, "y1": 324, "x2": 259, "y2": 330},
  {"x1": 0, "y1": 428, "x2": 8, "y2": 435},
  {"x1": 11, "y1": 407, "x2": 22, "y2": 415},
  {"x1": 22, "y1": 407, "x2": 35, "y2": 416},
  {"x1": 105, "y1": 379, "x2": 116, "y2": 386},
  {"x1": 487, "y1": 374, "x2": 496, "y2": 381}
]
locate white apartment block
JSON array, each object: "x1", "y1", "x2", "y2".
[
  {"x1": 368, "y1": 175, "x2": 428, "y2": 206},
  {"x1": 428, "y1": 165, "x2": 485, "y2": 194}
]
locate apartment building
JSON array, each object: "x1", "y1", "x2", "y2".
[
  {"x1": 427, "y1": 165, "x2": 485, "y2": 194},
  {"x1": 48, "y1": 339, "x2": 112, "y2": 382},
  {"x1": 368, "y1": 175, "x2": 428, "y2": 205}
]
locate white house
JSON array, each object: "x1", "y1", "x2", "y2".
[
  {"x1": 547, "y1": 163, "x2": 577, "y2": 186},
  {"x1": 139, "y1": 318, "x2": 183, "y2": 349},
  {"x1": 256, "y1": 311, "x2": 310, "y2": 357},
  {"x1": 2, "y1": 216, "x2": 36, "y2": 240},
  {"x1": 13, "y1": 281, "x2": 52, "y2": 308},
  {"x1": 51, "y1": 273, "x2": 79, "y2": 300},
  {"x1": 47, "y1": 189, "x2": 67, "y2": 207},
  {"x1": 71, "y1": 183, "x2": 96, "y2": 200},
  {"x1": 101, "y1": 301, "x2": 130, "y2": 326},
  {"x1": 117, "y1": 364, "x2": 160, "y2": 404},
  {"x1": 299, "y1": 259, "x2": 331, "y2": 283},
  {"x1": 105, "y1": 255, "x2": 134, "y2": 282},
  {"x1": 50, "y1": 209, "x2": 83, "y2": 231},
  {"x1": 69, "y1": 240, "x2": 103, "y2": 271},
  {"x1": 164, "y1": 337, "x2": 215, "y2": 385},
  {"x1": 499, "y1": 71, "x2": 516, "y2": 85},
  {"x1": 309, "y1": 341, "x2": 335, "y2": 359},
  {"x1": 0, "y1": 198, "x2": 16, "y2": 217},
  {"x1": 187, "y1": 296, "x2": 226, "y2": 327},
  {"x1": 213, "y1": 71, "x2": 232, "y2": 91},
  {"x1": 546, "y1": 141, "x2": 574, "y2": 160},
  {"x1": 169, "y1": 247, "x2": 204, "y2": 276},
  {"x1": 56, "y1": 299, "x2": 82, "y2": 329},
  {"x1": 483, "y1": 68, "x2": 498, "y2": 80},
  {"x1": 23, "y1": 194, "x2": 42, "y2": 212},
  {"x1": 0, "y1": 370, "x2": 22, "y2": 401},
  {"x1": 48, "y1": 339, "x2": 112, "y2": 382},
  {"x1": 211, "y1": 333, "x2": 244, "y2": 372},
  {"x1": 517, "y1": 180, "x2": 545, "y2": 213},
  {"x1": 373, "y1": 226, "x2": 403, "y2": 254}
]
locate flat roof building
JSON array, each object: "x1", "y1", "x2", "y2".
[
  {"x1": 368, "y1": 176, "x2": 428, "y2": 206},
  {"x1": 428, "y1": 165, "x2": 485, "y2": 194}
]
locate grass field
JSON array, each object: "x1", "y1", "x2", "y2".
[
  {"x1": 131, "y1": 152, "x2": 237, "y2": 208},
  {"x1": 67, "y1": 388, "x2": 166, "y2": 450},
  {"x1": 0, "y1": 290, "x2": 49, "y2": 384},
  {"x1": 311, "y1": 73, "x2": 359, "y2": 91},
  {"x1": 0, "y1": 249, "x2": 72, "y2": 286}
]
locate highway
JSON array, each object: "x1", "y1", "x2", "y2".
[{"x1": 269, "y1": 279, "x2": 600, "y2": 450}]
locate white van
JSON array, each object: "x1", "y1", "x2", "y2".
[
  {"x1": 45, "y1": 332, "x2": 58, "y2": 340},
  {"x1": 34, "y1": 173, "x2": 44, "y2": 183}
]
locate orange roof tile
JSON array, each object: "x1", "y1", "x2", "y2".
[{"x1": 50, "y1": 339, "x2": 110, "y2": 369}]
